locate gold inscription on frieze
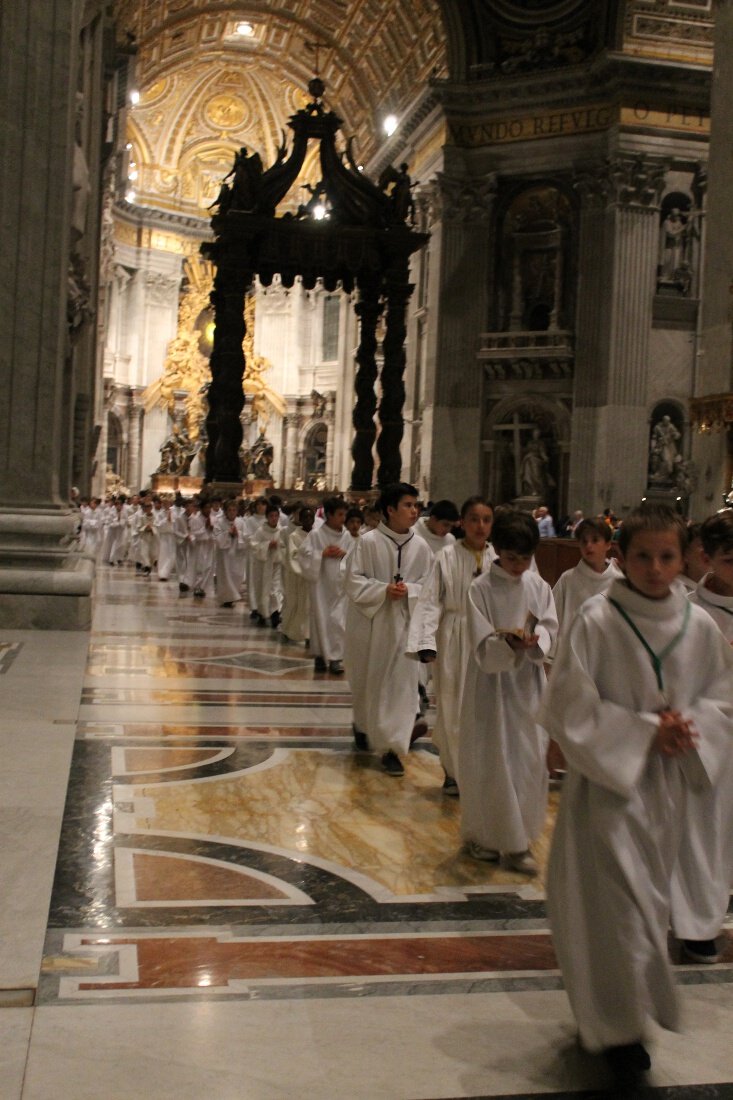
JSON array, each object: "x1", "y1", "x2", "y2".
[
  {"x1": 450, "y1": 104, "x2": 615, "y2": 147},
  {"x1": 450, "y1": 100, "x2": 709, "y2": 147}
]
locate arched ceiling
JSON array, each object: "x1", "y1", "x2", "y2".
[{"x1": 113, "y1": 1, "x2": 448, "y2": 218}]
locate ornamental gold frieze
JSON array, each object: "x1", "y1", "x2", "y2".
[{"x1": 449, "y1": 99, "x2": 709, "y2": 147}]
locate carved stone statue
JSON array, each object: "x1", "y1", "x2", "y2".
[
  {"x1": 649, "y1": 415, "x2": 681, "y2": 482},
  {"x1": 250, "y1": 432, "x2": 274, "y2": 479},
  {"x1": 519, "y1": 427, "x2": 554, "y2": 498},
  {"x1": 658, "y1": 206, "x2": 698, "y2": 296}
]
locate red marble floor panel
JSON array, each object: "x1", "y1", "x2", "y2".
[
  {"x1": 131, "y1": 853, "x2": 289, "y2": 902},
  {"x1": 75, "y1": 933, "x2": 558, "y2": 991}
]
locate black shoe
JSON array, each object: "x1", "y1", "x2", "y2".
[
  {"x1": 221, "y1": 601, "x2": 234, "y2": 608},
  {"x1": 328, "y1": 660, "x2": 344, "y2": 675},
  {"x1": 381, "y1": 751, "x2": 404, "y2": 777},
  {"x1": 179, "y1": 583, "x2": 189, "y2": 593},
  {"x1": 193, "y1": 589, "x2": 205, "y2": 598},
  {"x1": 249, "y1": 609, "x2": 259, "y2": 621},
  {"x1": 418, "y1": 681, "x2": 429, "y2": 715},
  {"x1": 681, "y1": 938, "x2": 721, "y2": 964},
  {"x1": 143, "y1": 566, "x2": 151, "y2": 576},
  {"x1": 442, "y1": 775, "x2": 459, "y2": 797},
  {"x1": 270, "y1": 610, "x2": 281, "y2": 629},
  {"x1": 135, "y1": 563, "x2": 142, "y2": 573},
  {"x1": 410, "y1": 718, "x2": 428, "y2": 746},
  {"x1": 604, "y1": 1042, "x2": 650, "y2": 1091},
  {"x1": 256, "y1": 614, "x2": 267, "y2": 627},
  {"x1": 314, "y1": 656, "x2": 327, "y2": 672},
  {"x1": 353, "y1": 725, "x2": 369, "y2": 751}
]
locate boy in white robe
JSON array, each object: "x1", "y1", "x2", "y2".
[
  {"x1": 105, "y1": 500, "x2": 128, "y2": 565},
  {"x1": 549, "y1": 516, "x2": 621, "y2": 658},
  {"x1": 187, "y1": 501, "x2": 215, "y2": 598},
  {"x1": 671, "y1": 509, "x2": 733, "y2": 964},
  {"x1": 413, "y1": 499, "x2": 459, "y2": 557},
  {"x1": 299, "y1": 497, "x2": 352, "y2": 674},
  {"x1": 251, "y1": 503, "x2": 285, "y2": 627},
  {"x1": 280, "y1": 507, "x2": 313, "y2": 644},
  {"x1": 153, "y1": 498, "x2": 176, "y2": 581},
  {"x1": 174, "y1": 499, "x2": 195, "y2": 593},
  {"x1": 343, "y1": 482, "x2": 433, "y2": 776},
  {"x1": 407, "y1": 496, "x2": 495, "y2": 794},
  {"x1": 215, "y1": 499, "x2": 247, "y2": 606},
  {"x1": 133, "y1": 499, "x2": 158, "y2": 576},
  {"x1": 245, "y1": 498, "x2": 268, "y2": 619},
  {"x1": 459, "y1": 510, "x2": 556, "y2": 873},
  {"x1": 345, "y1": 507, "x2": 364, "y2": 541},
  {"x1": 540, "y1": 504, "x2": 733, "y2": 1089}
]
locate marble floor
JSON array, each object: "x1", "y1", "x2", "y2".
[{"x1": 3, "y1": 566, "x2": 733, "y2": 1098}]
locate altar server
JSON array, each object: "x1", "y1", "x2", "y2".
[
  {"x1": 133, "y1": 498, "x2": 158, "y2": 576},
  {"x1": 215, "y1": 499, "x2": 247, "y2": 606},
  {"x1": 671, "y1": 508, "x2": 733, "y2": 965},
  {"x1": 540, "y1": 504, "x2": 733, "y2": 1090},
  {"x1": 280, "y1": 507, "x2": 313, "y2": 644},
  {"x1": 250, "y1": 502, "x2": 285, "y2": 627},
  {"x1": 549, "y1": 517, "x2": 621, "y2": 658},
  {"x1": 407, "y1": 496, "x2": 495, "y2": 794},
  {"x1": 343, "y1": 482, "x2": 433, "y2": 776},
  {"x1": 153, "y1": 498, "x2": 176, "y2": 581},
  {"x1": 299, "y1": 497, "x2": 352, "y2": 674},
  {"x1": 459, "y1": 509, "x2": 556, "y2": 872},
  {"x1": 414, "y1": 499, "x2": 459, "y2": 556}
]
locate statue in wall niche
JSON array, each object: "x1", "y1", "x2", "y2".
[
  {"x1": 311, "y1": 389, "x2": 327, "y2": 419},
  {"x1": 649, "y1": 415, "x2": 681, "y2": 483},
  {"x1": 519, "y1": 428, "x2": 555, "y2": 499},
  {"x1": 658, "y1": 206, "x2": 698, "y2": 296}
]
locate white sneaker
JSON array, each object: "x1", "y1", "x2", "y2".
[
  {"x1": 503, "y1": 850, "x2": 539, "y2": 877},
  {"x1": 465, "y1": 840, "x2": 499, "y2": 862}
]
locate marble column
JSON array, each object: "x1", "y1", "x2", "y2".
[
  {"x1": 0, "y1": 0, "x2": 95, "y2": 627},
  {"x1": 127, "y1": 401, "x2": 144, "y2": 494},
  {"x1": 569, "y1": 156, "x2": 666, "y2": 515},
  {"x1": 690, "y1": 0, "x2": 733, "y2": 515},
  {"x1": 422, "y1": 174, "x2": 495, "y2": 502}
]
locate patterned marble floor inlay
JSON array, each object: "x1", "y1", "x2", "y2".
[{"x1": 42, "y1": 561, "x2": 733, "y2": 1084}]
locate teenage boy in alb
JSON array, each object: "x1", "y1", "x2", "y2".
[
  {"x1": 541, "y1": 504, "x2": 733, "y2": 1091},
  {"x1": 298, "y1": 497, "x2": 352, "y2": 674},
  {"x1": 343, "y1": 483, "x2": 433, "y2": 776}
]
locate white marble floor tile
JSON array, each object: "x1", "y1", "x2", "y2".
[
  {"x1": 0, "y1": 631, "x2": 88, "y2": 723},
  {"x1": 1, "y1": 1008, "x2": 33, "y2": 1100},
  {"x1": 21, "y1": 985, "x2": 733, "y2": 1099},
  {"x1": 0, "y1": 725, "x2": 75, "y2": 988}
]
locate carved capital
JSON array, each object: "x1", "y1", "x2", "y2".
[
  {"x1": 143, "y1": 271, "x2": 182, "y2": 306},
  {"x1": 607, "y1": 156, "x2": 667, "y2": 209},
  {"x1": 575, "y1": 156, "x2": 667, "y2": 210},
  {"x1": 434, "y1": 173, "x2": 497, "y2": 224}
]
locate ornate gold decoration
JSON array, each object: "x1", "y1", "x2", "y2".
[
  {"x1": 204, "y1": 93, "x2": 247, "y2": 130},
  {"x1": 690, "y1": 394, "x2": 733, "y2": 434},
  {"x1": 142, "y1": 257, "x2": 213, "y2": 444},
  {"x1": 243, "y1": 294, "x2": 287, "y2": 431},
  {"x1": 142, "y1": 259, "x2": 286, "y2": 440}
]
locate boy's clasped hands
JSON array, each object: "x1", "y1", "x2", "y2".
[{"x1": 655, "y1": 709, "x2": 698, "y2": 756}]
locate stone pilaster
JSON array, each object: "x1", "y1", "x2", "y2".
[
  {"x1": 0, "y1": 0, "x2": 95, "y2": 626},
  {"x1": 569, "y1": 156, "x2": 666, "y2": 515},
  {"x1": 422, "y1": 173, "x2": 496, "y2": 502},
  {"x1": 127, "y1": 400, "x2": 145, "y2": 493},
  {"x1": 690, "y1": 0, "x2": 733, "y2": 515}
]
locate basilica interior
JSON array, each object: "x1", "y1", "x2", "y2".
[{"x1": 2, "y1": 1, "x2": 733, "y2": 1097}]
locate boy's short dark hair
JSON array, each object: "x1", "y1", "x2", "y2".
[
  {"x1": 323, "y1": 496, "x2": 347, "y2": 517},
  {"x1": 700, "y1": 510, "x2": 733, "y2": 557},
  {"x1": 265, "y1": 503, "x2": 280, "y2": 517},
  {"x1": 491, "y1": 510, "x2": 539, "y2": 555},
  {"x1": 379, "y1": 482, "x2": 418, "y2": 519},
  {"x1": 460, "y1": 495, "x2": 493, "y2": 519},
  {"x1": 345, "y1": 507, "x2": 364, "y2": 523},
  {"x1": 429, "y1": 499, "x2": 460, "y2": 522},
  {"x1": 575, "y1": 517, "x2": 612, "y2": 543},
  {"x1": 269, "y1": 494, "x2": 283, "y2": 508},
  {"x1": 617, "y1": 503, "x2": 687, "y2": 555}
]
